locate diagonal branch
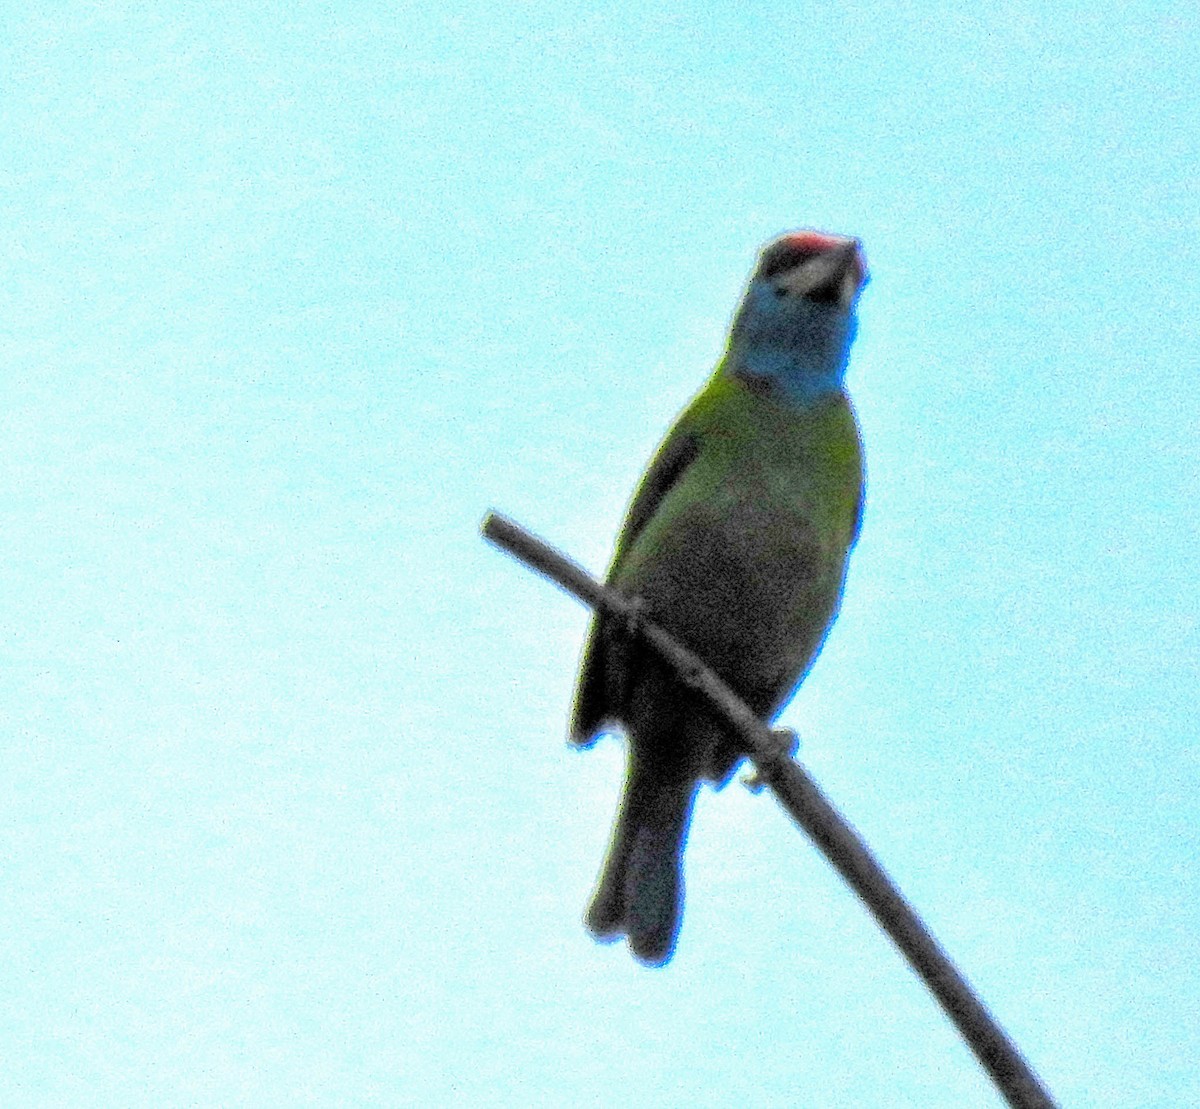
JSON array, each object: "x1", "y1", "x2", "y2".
[{"x1": 481, "y1": 509, "x2": 1057, "y2": 1109}]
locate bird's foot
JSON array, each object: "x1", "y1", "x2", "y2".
[
  {"x1": 621, "y1": 594, "x2": 646, "y2": 642},
  {"x1": 741, "y1": 728, "x2": 799, "y2": 793}
]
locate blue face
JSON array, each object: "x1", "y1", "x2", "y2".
[{"x1": 727, "y1": 276, "x2": 859, "y2": 407}]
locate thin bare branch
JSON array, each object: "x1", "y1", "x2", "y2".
[{"x1": 481, "y1": 509, "x2": 1057, "y2": 1109}]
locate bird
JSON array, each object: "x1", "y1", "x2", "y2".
[{"x1": 570, "y1": 230, "x2": 868, "y2": 966}]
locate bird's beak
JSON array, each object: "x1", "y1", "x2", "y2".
[{"x1": 775, "y1": 239, "x2": 863, "y2": 306}]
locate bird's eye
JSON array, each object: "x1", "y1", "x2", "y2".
[{"x1": 773, "y1": 286, "x2": 788, "y2": 298}]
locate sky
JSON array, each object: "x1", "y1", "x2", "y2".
[{"x1": 2, "y1": 2, "x2": 1198, "y2": 1105}]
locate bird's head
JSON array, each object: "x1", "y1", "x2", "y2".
[
  {"x1": 753, "y1": 230, "x2": 868, "y2": 310},
  {"x1": 727, "y1": 230, "x2": 868, "y2": 403}
]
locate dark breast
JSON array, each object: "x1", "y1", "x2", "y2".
[{"x1": 614, "y1": 491, "x2": 848, "y2": 720}]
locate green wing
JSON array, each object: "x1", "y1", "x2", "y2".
[
  {"x1": 611, "y1": 431, "x2": 701, "y2": 563},
  {"x1": 570, "y1": 430, "x2": 702, "y2": 744}
]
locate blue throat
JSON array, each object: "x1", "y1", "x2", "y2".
[{"x1": 725, "y1": 283, "x2": 857, "y2": 408}]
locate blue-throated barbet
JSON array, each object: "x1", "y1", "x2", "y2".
[{"x1": 572, "y1": 231, "x2": 868, "y2": 965}]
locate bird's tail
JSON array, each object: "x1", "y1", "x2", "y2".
[{"x1": 585, "y1": 756, "x2": 697, "y2": 967}]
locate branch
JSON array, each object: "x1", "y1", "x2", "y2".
[{"x1": 482, "y1": 510, "x2": 1057, "y2": 1109}]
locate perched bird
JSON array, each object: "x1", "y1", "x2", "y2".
[{"x1": 571, "y1": 231, "x2": 868, "y2": 966}]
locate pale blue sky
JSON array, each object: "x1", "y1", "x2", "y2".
[{"x1": 3, "y1": 3, "x2": 1198, "y2": 1106}]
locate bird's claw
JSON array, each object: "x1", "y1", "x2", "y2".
[
  {"x1": 741, "y1": 728, "x2": 800, "y2": 793},
  {"x1": 622, "y1": 595, "x2": 646, "y2": 641}
]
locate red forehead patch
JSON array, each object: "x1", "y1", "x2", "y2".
[{"x1": 776, "y1": 230, "x2": 851, "y2": 253}]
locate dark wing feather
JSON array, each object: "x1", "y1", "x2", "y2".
[{"x1": 569, "y1": 432, "x2": 702, "y2": 744}]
